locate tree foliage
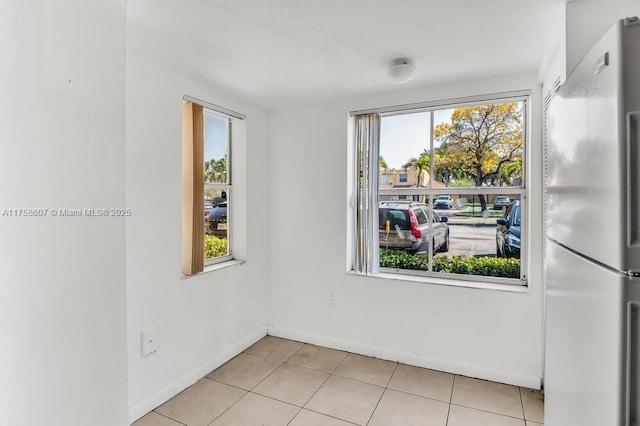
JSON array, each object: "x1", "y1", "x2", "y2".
[
  {"x1": 402, "y1": 151, "x2": 430, "y2": 186},
  {"x1": 434, "y1": 103, "x2": 523, "y2": 188},
  {"x1": 433, "y1": 103, "x2": 523, "y2": 210},
  {"x1": 205, "y1": 157, "x2": 227, "y2": 183},
  {"x1": 379, "y1": 156, "x2": 389, "y2": 171}
]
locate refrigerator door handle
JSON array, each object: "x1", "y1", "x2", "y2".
[{"x1": 628, "y1": 112, "x2": 640, "y2": 247}]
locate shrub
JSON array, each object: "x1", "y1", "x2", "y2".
[
  {"x1": 379, "y1": 249, "x2": 520, "y2": 278},
  {"x1": 204, "y1": 235, "x2": 228, "y2": 259},
  {"x1": 379, "y1": 249, "x2": 430, "y2": 270}
]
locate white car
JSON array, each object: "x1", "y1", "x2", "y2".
[{"x1": 433, "y1": 195, "x2": 453, "y2": 209}]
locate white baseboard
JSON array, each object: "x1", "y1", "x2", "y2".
[
  {"x1": 267, "y1": 326, "x2": 541, "y2": 390},
  {"x1": 128, "y1": 327, "x2": 267, "y2": 424}
]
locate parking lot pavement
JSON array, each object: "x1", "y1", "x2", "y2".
[{"x1": 438, "y1": 224, "x2": 496, "y2": 258}]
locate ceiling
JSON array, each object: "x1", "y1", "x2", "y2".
[{"x1": 128, "y1": 0, "x2": 566, "y2": 109}]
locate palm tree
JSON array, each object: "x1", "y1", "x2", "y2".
[
  {"x1": 402, "y1": 151, "x2": 430, "y2": 187},
  {"x1": 403, "y1": 152, "x2": 430, "y2": 202}
]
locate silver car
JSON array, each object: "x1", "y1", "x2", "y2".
[
  {"x1": 379, "y1": 201, "x2": 449, "y2": 253},
  {"x1": 493, "y1": 196, "x2": 511, "y2": 210}
]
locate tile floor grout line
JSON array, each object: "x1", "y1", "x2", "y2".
[
  {"x1": 331, "y1": 353, "x2": 349, "y2": 375},
  {"x1": 445, "y1": 375, "x2": 457, "y2": 426},
  {"x1": 283, "y1": 359, "x2": 337, "y2": 376},
  {"x1": 299, "y1": 407, "x2": 362, "y2": 425},
  {"x1": 204, "y1": 390, "x2": 251, "y2": 426},
  {"x1": 449, "y1": 402, "x2": 527, "y2": 421},
  {"x1": 247, "y1": 359, "x2": 285, "y2": 392},
  {"x1": 282, "y1": 341, "x2": 305, "y2": 363},
  {"x1": 382, "y1": 386, "x2": 453, "y2": 405},
  {"x1": 248, "y1": 387, "x2": 316, "y2": 410},
  {"x1": 297, "y1": 362, "x2": 336, "y2": 410},
  {"x1": 519, "y1": 386, "x2": 526, "y2": 421},
  {"x1": 324, "y1": 373, "x2": 387, "y2": 390},
  {"x1": 384, "y1": 362, "x2": 400, "y2": 388},
  {"x1": 149, "y1": 410, "x2": 189, "y2": 426},
  {"x1": 285, "y1": 406, "x2": 304, "y2": 426},
  {"x1": 363, "y1": 361, "x2": 398, "y2": 426},
  {"x1": 331, "y1": 372, "x2": 393, "y2": 390},
  {"x1": 202, "y1": 375, "x2": 256, "y2": 393},
  {"x1": 244, "y1": 339, "x2": 305, "y2": 363},
  {"x1": 363, "y1": 386, "x2": 387, "y2": 426}
]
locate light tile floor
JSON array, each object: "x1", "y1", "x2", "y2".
[{"x1": 133, "y1": 336, "x2": 544, "y2": 426}]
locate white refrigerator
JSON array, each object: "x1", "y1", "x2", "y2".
[{"x1": 545, "y1": 17, "x2": 640, "y2": 425}]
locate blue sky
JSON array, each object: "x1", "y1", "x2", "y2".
[
  {"x1": 204, "y1": 111, "x2": 229, "y2": 162},
  {"x1": 380, "y1": 109, "x2": 452, "y2": 169}
]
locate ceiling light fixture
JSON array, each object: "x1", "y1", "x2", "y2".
[{"x1": 388, "y1": 58, "x2": 416, "y2": 84}]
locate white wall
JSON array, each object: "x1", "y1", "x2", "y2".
[
  {"x1": 268, "y1": 72, "x2": 545, "y2": 389},
  {"x1": 0, "y1": 1, "x2": 129, "y2": 425},
  {"x1": 566, "y1": 0, "x2": 640, "y2": 75},
  {"x1": 125, "y1": 1, "x2": 272, "y2": 421}
]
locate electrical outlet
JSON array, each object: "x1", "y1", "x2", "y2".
[{"x1": 141, "y1": 329, "x2": 157, "y2": 358}]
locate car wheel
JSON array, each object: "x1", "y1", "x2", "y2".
[{"x1": 440, "y1": 231, "x2": 449, "y2": 253}]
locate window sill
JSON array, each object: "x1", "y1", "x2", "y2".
[
  {"x1": 182, "y1": 259, "x2": 246, "y2": 279},
  {"x1": 348, "y1": 270, "x2": 529, "y2": 293}
]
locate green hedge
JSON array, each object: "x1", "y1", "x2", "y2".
[
  {"x1": 379, "y1": 249, "x2": 520, "y2": 278},
  {"x1": 205, "y1": 235, "x2": 228, "y2": 259}
]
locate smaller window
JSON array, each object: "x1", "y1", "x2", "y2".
[
  {"x1": 399, "y1": 173, "x2": 408, "y2": 183},
  {"x1": 182, "y1": 96, "x2": 244, "y2": 276}
]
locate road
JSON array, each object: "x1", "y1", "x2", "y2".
[{"x1": 439, "y1": 224, "x2": 496, "y2": 258}]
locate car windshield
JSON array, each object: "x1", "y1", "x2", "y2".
[
  {"x1": 379, "y1": 208, "x2": 410, "y2": 230},
  {"x1": 512, "y1": 206, "x2": 521, "y2": 226}
]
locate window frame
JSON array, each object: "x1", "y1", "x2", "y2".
[
  {"x1": 182, "y1": 95, "x2": 245, "y2": 276},
  {"x1": 351, "y1": 90, "x2": 530, "y2": 287}
]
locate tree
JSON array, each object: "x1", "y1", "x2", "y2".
[
  {"x1": 402, "y1": 150, "x2": 430, "y2": 187},
  {"x1": 379, "y1": 156, "x2": 389, "y2": 171},
  {"x1": 402, "y1": 151, "x2": 430, "y2": 202},
  {"x1": 434, "y1": 103, "x2": 523, "y2": 210},
  {"x1": 205, "y1": 157, "x2": 227, "y2": 183}
]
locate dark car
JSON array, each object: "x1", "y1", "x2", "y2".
[
  {"x1": 205, "y1": 201, "x2": 228, "y2": 238},
  {"x1": 496, "y1": 200, "x2": 520, "y2": 258},
  {"x1": 204, "y1": 199, "x2": 214, "y2": 217},
  {"x1": 379, "y1": 201, "x2": 449, "y2": 254}
]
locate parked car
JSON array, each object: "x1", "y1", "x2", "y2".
[
  {"x1": 496, "y1": 200, "x2": 520, "y2": 258},
  {"x1": 493, "y1": 196, "x2": 511, "y2": 210},
  {"x1": 204, "y1": 199, "x2": 214, "y2": 217},
  {"x1": 379, "y1": 201, "x2": 449, "y2": 253},
  {"x1": 205, "y1": 201, "x2": 228, "y2": 237},
  {"x1": 434, "y1": 195, "x2": 453, "y2": 209}
]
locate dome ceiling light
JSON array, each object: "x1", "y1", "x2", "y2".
[{"x1": 388, "y1": 58, "x2": 416, "y2": 84}]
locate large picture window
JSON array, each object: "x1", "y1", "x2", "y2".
[{"x1": 354, "y1": 92, "x2": 528, "y2": 285}]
